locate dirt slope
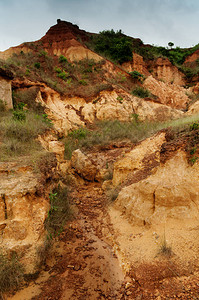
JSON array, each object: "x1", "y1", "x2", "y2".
[{"x1": 7, "y1": 177, "x2": 199, "y2": 300}]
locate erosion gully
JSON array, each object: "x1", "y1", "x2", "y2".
[{"x1": 7, "y1": 181, "x2": 133, "y2": 300}]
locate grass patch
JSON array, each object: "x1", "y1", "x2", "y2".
[
  {"x1": 0, "y1": 252, "x2": 24, "y2": 294},
  {"x1": 63, "y1": 113, "x2": 199, "y2": 160},
  {"x1": 0, "y1": 110, "x2": 51, "y2": 161},
  {"x1": 106, "y1": 187, "x2": 120, "y2": 202},
  {"x1": 63, "y1": 120, "x2": 162, "y2": 159},
  {"x1": 12, "y1": 87, "x2": 45, "y2": 114},
  {"x1": 45, "y1": 186, "x2": 73, "y2": 239},
  {"x1": 158, "y1": 232, "x2": 172, "y2": 257}
]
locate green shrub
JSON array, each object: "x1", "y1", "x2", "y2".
[
  {"x1": 12, "y1": 110, "x2": 26, "y2": 121},
  {"x1": 129, "y1": 70, "x2": 144, "y2": 81},
  {"x1": 190, "y1": 122, "x2": 199, "y2": 130},
  {"x1": 56, "y1": 70, "x2": 67, "y2": 80},
  {"x1": 79, "y1": 79, "x2": 88, "y2": 85},
  {"x1": 39, "y1": 50, "x2": 47, "y2": 57},
  {"x1": 0, "y1": 252, "x2": 24, "y2": 293},
  {"x1": 93, "y1": 29, "x2": 133, "y2": 64},
  {"x1": 63, "y1": 120, "x2": 162, "y2": 160},
  {"x1": 190, "y1": 156, "x2": 198, "y2": 165},
  {"x1": 132, "y1": 86, "x2": 150, "y2": 98},
  {"x1": 117, "y1": 96, "x2": 123, "y2": 103},
  {"x1": 54, "y1": 66, "x2": 62, "y2": 74},
  {"x1": 34, "y1": 62, "x2": 41, "y2": 69},
  {"x1": 45, "y1": 186, "x2": 72, "y2": 238},
  {"x1": 59, "y1": 55, "x2": 68, "y2": 63},
  {"x1": 68, "y1": 127, "x2": 88, "y2": 139},
  {"x1": 25, "y1": 68, "x2": 30, "y2": 76}
]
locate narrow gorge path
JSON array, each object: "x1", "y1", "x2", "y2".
[
  {"x1": 8, "y1": 181, "x2": 131, "y2": 300},
  {"x1": 7, "y1": 179, "x2": 199, "y2": 300}
]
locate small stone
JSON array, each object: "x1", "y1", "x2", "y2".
[
  {"x1": 125, "y1": 282, "x2": 131, "y2": 289},
  {"x1": 126, "y1": 290, "x2": 132, "y2": 296}
]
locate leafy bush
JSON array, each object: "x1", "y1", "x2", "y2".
[
  {"x1": 12, "y1": 109, "x2": 26, "y2": 121},
  {"x1": 93, "y1": 29, "x2": 133, "y2": 64},
  {"x1": 132, "y1": 86, "x2": 150, "y2": 98},
  {"x1": 129, "y1": 70, "x2": 144, "y2": 81},
  {"x1": 79, "y1": 79, "x2": 88, "y2": 85},
  {"x1": 56, "y1": 70, "x2": 68, "y2": 80},
  {"x1": 190, "y1": 122, "x2": 199, "y2": 130},
  {"x1": 45, "y1": 186, "x2": 72, "y2": 238},
  {"x1": 0, "y1": 252, "x2": 24, "y2": 293},
  {"x1": 59, "y1": 55, "x2": 68, "y2": 63},
  {"x1": 34, "y1": 62, "x2": 41, "y2": 69}
]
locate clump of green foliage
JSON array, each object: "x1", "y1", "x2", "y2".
[
  {"x1": 129, "y1": 70, "x2": 145, "y2": 81},
  {"x1": 132, "y1": 86, "x2": 150, "y2": 98},
  {"x1": 92, "y1": 29, "x2": 133, "y2": 64},
  {"x1": 0, "y1": 252, "x2": 24, "y2": 293},
  {"x1": 45, "y1": 186, "x2": 72, "y2": 239},
  {"x1": 59, "y1": 55, "x2": 68, "y2": 64},
  {"x1": 34, "y1": 62, "x2": 41, "y2": 69}
]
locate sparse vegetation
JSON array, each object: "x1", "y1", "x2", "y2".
[
  {"x1": 45, "y1": 186, "x2": 73, "y2": 239},
  {"x1": 106, "y1": 187, "x2": 120, "y2": 202},
  {"x1": 63, "y1": 120, "x2": 162, "y2": 159},
  {"x1": 158, "y1": 233, "x2": 172, "y2": 257},
  {"x1": 132, "y1": 86, "x2": 150, "y2": 98},
  {"x1": 0, "y1": 99, "x2": 6, "y2": 113},
  {"x1": 0, "y1": 252, "x2": 24, "y2": 293},
  {"x1": 0, "y1": 108, "x2": 51, "y2": 161},
  {"x1": 129, "y1": 70, "x2": 145, "y2": 82}
]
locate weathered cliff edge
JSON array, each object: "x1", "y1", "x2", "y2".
[{"x1": 0, "y1": 155, "x2": 57, "y2": 273}]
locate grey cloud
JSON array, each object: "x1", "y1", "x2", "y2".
[{"x1": 0, "y1": 0, "x2": 199, "y2": 50}]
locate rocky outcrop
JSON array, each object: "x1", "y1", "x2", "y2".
[
  {"x1": 112, "y1": 132, "x2": 166, "y2": 186},
  {"x1": 0, "y1": 158, "x2": 57, "y2": 273},
  {"x1": 122, "y1": 53, "x2": 150, "y2": 76},
  {"x1": 185, "y1": 49, "x2": 199, "y2": 63},
  {"x1": 0, "y1": 68, "x2": 14, "y2": 109},
  {"x1": 150, "y1": 57, "x2": 185, "y2": 85},
  {"x1": 71, "y1": 149, "x2": 97, "y2": 181},
  {"x1": 114, "y1": 150, "x2": 199, "y2": 225},
  {"x1": 11, "y1": 82, "x2": 181, "y2": 136},
  {"x1": 35, "y1": 87, "x2": 85, "y2": 135},
  {"x1": 143, "y1": 76, "x2": 189, "y2": 110}
]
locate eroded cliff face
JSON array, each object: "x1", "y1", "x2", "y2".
[
  {"x1": 150, "y1": 57, "x2": 185, "y2": 85},
  {"x1": 107, "y1": 124, "x2": 199, "y2": 228},
  {"x1": 143, "y1": 75, "x2": 189, "y2": 110},
  {"x1": 114, "y1": 151, "x2": 199, "y2": 225},
  {"x1": 0, "y1": 157, "x2": 57, "y2": 273},
  {"x1": 122, "y1": 53, "x2": 150, "y2": 76},
  {"x1": 12, "y1": 80, "x2": 184, "y2": 138},
  {"x1": 0, "y1": 76, "x2": 13, "y2": 109}
]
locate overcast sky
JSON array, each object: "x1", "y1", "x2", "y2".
[{"x1": 0, "y1": 0, "x2": 199, "y2": 51}]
